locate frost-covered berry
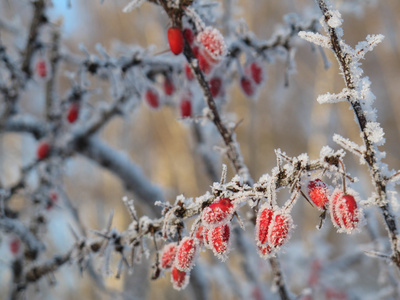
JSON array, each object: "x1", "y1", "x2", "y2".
[
  {"x1": 209, "y1": 77, "x2": 222, "y2": 98},
  {"x1": 37, "y1": 141, "x2": 51, "y2": 160},
  {"x1": 180, "y1": 98, "x2": 192, "y2": 118},
  {"x1": 307, "y1": 179, "x2": 329, "y2": 209},
  {"x1": 36, "y1": 59, "x2": 47, "y2": 78},
  {"x1": 9, "y1": 238, "x2": 20, "y2": 255},
  {"x1": 175, "y1": 237, "x2": 197, "y2": 272},
  {"x1": 256, "y1": 206, "x2": 274, "y2": 245},
  {"x1": 202, "y1": 198, "x2": 234, "y2": 227},
  {"x1": 183, "y1": 28, "x2": 195, "y2": 45},
  {"x1": 240, "y1": 76, "x2": 255, "y2": 97},
  {"x1": 67, "y1": 103, "x2": 80, "y2": 123},
  {"x1": 168, "y1": 27, "x2": 184, "y2": 55},
  {"x1": 330, "y1": 189, "x2": 360, "y2": 232},
  {"x1": 161, "y1": 243, "x2": 177, "y2": 270},
  {"x1": 209, "y1": 223, "x2": 230, "y2": 258},
  {"x1": 145, "y1": 89, "x2": 160, "y2": 109},
  {"x1": 248, "y1": 62, "x2": 264, "y2": 85},
  {"x1": 184, "y1": 63, "x2": 195, "y2": 81},
  {"x1": 171, "y1": 266, "x2": 189, "y2": 290},
  {"x1": 163, "y1": 77, "x2": 175, "y2": 96},
  {"x1": 195, "y1": 225, "x2": 209, "y2": 247},
  {"x1": 268, "y1": 212, "x2": 292, "y2": 248},
  {"x1": 198, "y1": 51, "x2": 213, "y2": 75},
  {"x1": 197, "y1": 26, "x2": 227, "y2": 61}
]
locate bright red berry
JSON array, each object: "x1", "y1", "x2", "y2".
[
  {"x1": 240, "y1": 76, "x2": 255, "y2": 97},
  {"x1": 209, "y1": 77, "x2": 222, "y2": 98},
  {"x1": 248, "y1": 62, "x2": 264, "y2": 85},
  {"x1": 180, "y1": 98, "x2": 192, "y2": 118},
  {"x1": 175, "y1": 237, "x2": 197, "y2": 272},
  {"x1": 256, "y1": 206, "x2": 274, "y2": 245},
  {"x1": 330, "y1": 189, "x2": 360, "y2": 231},
  {"x1": 202, "y1": 198, "x2": 234, "y2": 227},
  {"x1": 161, "y1": 243, "x2": 177, "y2": 270},
  {"x1": 163, "y1": 77, "x2": 175, "y2": 96},
  {"x1": 171, "y1": 266, "x2": 189, "y2": 290},
  {"x1": 185, "y1": 63, "x2": 195, "y2": 81},
  {"x1": 268, "y1": 212, "x2": 292, "y2": 248},
  {"x1": 168, "y1": 27, "x2": 184, "y2": 55},
  {"x1": 145, "y1": 89, "x2": 160, "y2": 109},
  {"x1": 197, "y1": 26, "x2": 227, "y2": 61},
  {"x1": 37, "y1": 141, "x2": 50, "y2": 160},
  {"x1": 307, "y1": 179, "x2": 329, "y2": 209},
  {"x1": 67, "y1": 103, "x2": 80, "y2": 123},
  {"x1": 183, "y1": 28, "x2": 195, "y2": 45},
  {"x1": 10, "y1": 238, "x2": 20, "y2": 255},
  {"x1": 209, "y1": 224, "x2": 230, "y2": 257},
  {"x1": 36, "y1": 59, "x2": 47, "y2": 78}
]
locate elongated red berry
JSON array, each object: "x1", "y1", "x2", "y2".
[
  {"x1": 330, "y1": 189, "x2": 360, "y2": 232},
  {"x1": 185, "y1": 63, "x2": 195, "y2": 81},
  {"x1": 180, "y1": 98, "x2": 192, "y2": 118},
  {"x1": 268, "y1": 212, "x2": 292, "y2": 248},
  {"x1": 145, "y1": 89, "x2": 160, "y2": 109},
  {"x1": 37, "y1": 141, "x2": 50, "y2": 160},
  {"x1": 256, "y1": 206, "x2": 274, "y2": 245},
  {"x1": 36, "y1": 59, "x2": 47, "y2": 78},
  {"x1": 307, "y1": 179, "x2": 329, "y2": 209},
  {"x1": 202, "y1": 198, "x2": 234, "y2": 227},
  {"x1": 171, "y1": 266, "x2": 189, "y2": 290},
  {"x1": 175, "y1": 237, "x2": 197, "y2": 272},
  {"x1": 163, "y1": 77, "x2": 175, "y2": 96},
  {"x1": 67, "y1": 103, "x2": 80, "y2": 123},
  {"x1": 161, "y1": 243, "x2": 178, "y2": 270},
  {"x1": 168, "y1": 27, "x2": 184, "y2": 55},
  {"x1": 240, "y1": 76, "x2": 255, "y2": 97},
  {"x1": 10, "y1": 238, "x2": 20, "y2": 255},
  {"x1": 197, "y1": 26, "x2": 227, "y2": 61},
  {"x1": 209, "y1": 77, "x2": 222, "y2": 98},
  {"x1": 248, "y1": 62, "x2": 264, "y2": 85},
  {"x1": 183, "y1": 28, "x2": 194, "y2": 45},
  {"x1": 209, "y1": 224, "x2": 230, "y2": 258}
]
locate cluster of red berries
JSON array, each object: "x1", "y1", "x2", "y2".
[
  {"x1": 240, "y1": 61, "x2": 265, "y2": 98},
  {"x1": 307, "y1": 179, "x2": 361, "y2": 232}
]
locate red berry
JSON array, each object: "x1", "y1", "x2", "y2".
[
  {"x1": 209, "y1": 224, "x2": 230, "y2": 257},
  {"x1": 196, "y1": 225, "x2": 210, "y2": 248},
  {"x1": 183, "y1": 28, "x2": 194, "y2": 45},
  {"x1": 37, "y1": 141, "x2": 51, "y2": 160},
  {"x1": 307, "y1": 179, "x2": 329, "y2": 209},
  {"x1": 161, "y1": 243, "x2": 177, "y2": 270},
  {"x1": 256, "y1": 206, "x2": 274, "y2": 245},
  {"x1": 67, "y1": 103, "x2": 80, "y2": 123},
  {"x1": 145, "y1": 89, "x2": 160, "y2": 109},
  {"x1": 249, "y1": 62, "x2": 264, "y2": 85},
  {"x1": 168, "y1": 27, "x2": 184, "y2": 55},
  {"x1": 10, "y1": 238, "x2": 20, "y2": 255},
  {"x1": 209, "y1": 77, "x2": 222, "y2": 98},
  {"x1": 36, "y1": 59, "x2": 47, "y2": 78},
  {"x1": 175, "y1": 237, "x2": 197, "y2": 272},
  {"x1": 202, "y1": 198, "x2": 234, "y2": 227},
  {"x1": 330, "y1": 189, "x2": 359, "y2": 231},
  {"x1": 180, "y1": 98, "x2": 192, "y2": 118},
  {"x1": 185, "y1": 63, "x2": 195, "y2": 81},
  {"x1": 240, "y1": 76, "x2": 255, "y2": 97},
  {"x1": 268, "y1": 212, "x2": 292, "y2": 248},
  {"x1": 197, "y1": 26, "x2": 227, "y2": 61},
  {"x1": 171, "y1": 266, "x2": 189, "y2": 290},
  {"x1": 198, "y1": 52, "x2": 213, "y2": 74},
  {"x1": 163, "y1": 77, "x2": 175, "y2": 96}
]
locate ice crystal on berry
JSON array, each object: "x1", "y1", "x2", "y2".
[
  {"x1": 330, "y1": 189, "x2": 361, "y2": 233},
  {"x1": 171, "y1": 266, "x2": 189, "y2": 290},
  {"x1": 175, "y1": 237, "x2": 197, "y2": 272},
  {"x1": 255, "y1": 205, "x2": 274, "y2": 246},
  {"x1": 268, "y1": 211, "x2": 292, "y2": 248},
  {"x1": 161, "y1": 243, "x2": 177, "y2": 270},
  {"x1": 202, "y1": 198, "x2": 234, "y2": 227},
  {"x1": 307, "y1": 179, "x2": 329, "y2": 209},
  {"x1": 197, "y1": 26, "x2": 227, "y2": 61},
  {"x1": 208, "y1": 223, "x2": 230, "y2": 260}
]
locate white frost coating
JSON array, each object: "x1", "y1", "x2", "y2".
[
  {"x1": 317, "y1": 88, "x2": 353, "y2": 104},
  {"x1": 327, "y1": 10, "x2": 343, "y2": 28},
  {"x1": 333, "y1": 134, "x2": 364, "y2": 158},
  {"x1": 298, "y1": 31, "x2": 332, "y2": 49},
  {"x1": 354, "y1": 34, "x2": 385, "y2": 61},
  {"x1": 122, "y1": 0, "x2": 145, "y2": 13},
  {"x1": 364, "y1": 122, "x2": 385, "y2": 146}
]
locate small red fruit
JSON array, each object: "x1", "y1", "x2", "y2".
[
  {"x1": 175, "y1": 237, "x2": 197, "y2": 272},
  {"x1": 37, "y1": 141, "x2": 50, "y2": 160},
  {"x1": 240, "y1": 76, "x2": 255, "y2": 97},
  {"x1": 163, "y1": 77, "x2": 175, "y2": 96},
  {"x1": 197, "y1": 26, "x2": 227, "y2": 61},
  {"x1": 67, "y1": 103, "x2": 80, "y2": 123},
  {"x1": 330, "y1": 189, "x2": 360, "y2": 231},
  {"x1": 198, "y1": 52, "x2": 213, "y2": 74},
  {"x1": 202, "y1": 198, "x2": 234, "y2": 227},
  {"x1": 307, "y1": 179, "x2": 329, "y2": 209},
  {"x1": 209, "y1": 224, "x2": 230, "y2": 256},
  {"x1": 183, "y1": 28, "x2": 195, "y2": 45},
  {"x1": 256, "y1": 206, "x2": 274, "y2": 245},
  {"x1": 248, "y1": 62, "x2": 264, "y2": 85},
  {"x1": 171, "y1": 266, "x2": 189, "y2": 290},
  {"x1": 10, "y1": 238, "x2": 20, "y2": 255},
  {"x1": 180, "y1": 98, "x2": 192, "y2": 118},
  {"x1": 168, "y1": 27, "x2": 184, "y2": 55},
  {"x1": 184, "y1": 63, "x2": 195, "y2": 81},
  {"x1": 209, "y1": 77, "x2": 222, "y2": 98},
  {"x1": 145, "y1": 89, "x2": 160, "y2": 109},
  {"x1": 268, "y1": 212, "x2": 292, "y2": 248},
  {"x1": 161, "y1": 243, "x2": 178, "y2": 270},
  {"x1": 36, "y1": 59, "x2": 47, "y2": 78}
]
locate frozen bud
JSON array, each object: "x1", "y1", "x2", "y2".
[
  {"x1": 145, "y1": 89, "x2": 160, "y2": 109},
  {"x1": 268, "y1": 212, "x2": 292, "y2": 248},
  {"x1": 256, "y1": 206, "x2": 274, "y2": 245},
  {"x1": 202, "y1": 198, "x2": 234, "y2": 227},
  {"x1": 161, "y1": 243, "x2": 178, "y2": 270},
  {"x1": 171, "y1": 266, "x2": 190, "y2": 290},
  {"x1": 330, "y1": 189, "x2": 361, "y2": 232},
  {"x1": 307, "y1": 179, "x2": 329, "y2": 209},
  {"x1": 197, "y1": 26, "x2": 227, "y2": 61},
  {"x1": 175, "y1": 237, "x2": 197, "y2": 272},
  {"x1": 209, "y1": 223, "x2": 230, "y2": 259}
]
